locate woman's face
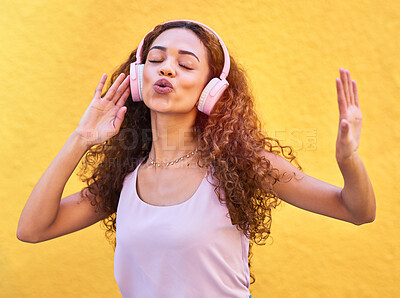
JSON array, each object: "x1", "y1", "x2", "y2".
[{"x1": 142, "y1": 28, "x2": 210, "y2": 114}]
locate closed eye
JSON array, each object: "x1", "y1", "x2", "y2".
[{"x1": 148, "y1": 60, "x2": 193, "y2": 70}]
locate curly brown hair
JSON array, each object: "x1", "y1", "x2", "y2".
[{"x1": 77, "y1": 20, "x2": 302, "y2": 285}]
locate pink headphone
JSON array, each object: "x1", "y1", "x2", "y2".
[{"x1": 129, "y1": 19, "x2": 230, "y2": 116}]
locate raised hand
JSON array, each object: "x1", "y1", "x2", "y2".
[
  {"x1": 74, "y1": 73, "x2": 131, "y2": 149},
  {"x1": 335, "y1": 68, "x2": 363, "y2": 163}
]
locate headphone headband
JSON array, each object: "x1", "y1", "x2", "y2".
[{"x1": 135, "y1": 19, "x2": 230, "y2": 80}]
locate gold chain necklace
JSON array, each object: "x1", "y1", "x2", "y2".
[{"x1": 149, "y1": 148, "x2": 198, "y2": 167}]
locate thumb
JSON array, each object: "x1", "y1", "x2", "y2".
[
  {"x1": 113, "y1": 106, "x2": 127, "y2": 130},
  {"x1": 340, "y1": 119, "x2": 349, "y2": 134}
]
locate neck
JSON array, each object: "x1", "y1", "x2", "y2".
[{"x1": 148, "y1": 109, "x2": 199, "y2": 164}]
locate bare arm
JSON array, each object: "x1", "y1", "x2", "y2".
[
  {"x1": 17, "y1": 73, "x2": 130, "y2": 243},
  {"x1": 264, "y1": 151, "x2": 375, "y2": 225},
  {"x1": 337, "y1": 152, "x2": 375, "y2": 224},
  {"x1": 30, "y1": 189, "x2": 110, "y2": 243},
  {"x1": 17, "y1": 132, "x2": 105, "y2": 243},
  {"x1": 263, "y1": 68, "x2": 375, "y2": 225},
  {"x1": 334, "y1": 68, "x2": 375, "y2": 223}
]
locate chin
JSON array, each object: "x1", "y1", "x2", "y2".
[
  {"x1": 144, "y1": 94, "x2": 198, "y2": 115},
  {"x1": 147, "y1": 98, "x2": 170, "y2": 110}
]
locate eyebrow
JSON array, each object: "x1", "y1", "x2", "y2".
[{"x1": 149, "y1": 46, "x2": 200, "y2": 62}]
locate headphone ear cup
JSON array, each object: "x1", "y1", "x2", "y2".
[
  {"x1": 130, "y1": 63, "x2": 144, "y2": 101},
  {"x1": 197, "y1": 78, "x2": 229, "y2": 115}
]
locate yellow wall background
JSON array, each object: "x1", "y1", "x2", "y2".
[{"x1": 2, "y1": 0, "x2": 399, "y2": 297}]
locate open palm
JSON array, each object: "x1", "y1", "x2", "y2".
[
  {"x1": 75, "y1": 73, "x2": 131, "y2": 149},
  {"x1": 335, "y1": 68, "x2": 363, "y2": 163}
]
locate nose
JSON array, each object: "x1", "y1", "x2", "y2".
[{"x1": 158, "y1": 60, "x2": 176, "y2": 77}]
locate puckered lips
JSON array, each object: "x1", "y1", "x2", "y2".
[{"x1": 154, "y1": 78, "x2": 174, "y2": 94}]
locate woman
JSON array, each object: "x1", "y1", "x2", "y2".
[{"x1": 17, "y1": 19, "x2": 376, "y2": 297}]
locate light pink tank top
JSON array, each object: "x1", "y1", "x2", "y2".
[{"x1": 114, "y1": 158, "x2": 251, "y2": 297}]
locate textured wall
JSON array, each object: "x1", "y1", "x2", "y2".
[{"x1": 3, "y1": 0, "x2": 399, "y2": 297}]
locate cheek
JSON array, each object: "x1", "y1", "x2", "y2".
[
  {"x1": 180, "y1": 81, "x2": 205, "y2": 103},
  {"x1": 142, "y1": 67, "x2": 152, "y2": 89},
  {"x1": 140, "y1": 67, "x2": 156, "y2": 103},
  {"x1": 180, "y1": 74, "x2": 208, "y2": 93}
]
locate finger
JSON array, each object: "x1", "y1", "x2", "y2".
[
  {"x1": 352, "y1": 80, "x2": 360, "y2": 108},
  {"x1": 337, "y1": 119, "x2": 348, "y2": 140},
  {"x1": 104, "y1": 73, "x2": 126, "y2": 101},
  {"x1": 340, "y1": 68, "x2": 350, "y2": 106},
  {"x1": 340, "y1": 119, "x2": 349, "y2": 135},
  {"x1": 112, "y1": 75, "x2": 130, "y2": 104},
  {"x1": 346, "y1": 70, "x2": 355, "y2": 105},
  {"x1": 116, "y1": 85, "x2": 131, "y2": 108},
  {"x1": 336, "y1": 78, "x2": 347, "y2": 114},
  {"x1": 94, "y1": 73, "x2": 107, "y2": 99},
  {"x1": 113, "y1": 106, "x2": 127, "y2": 130}
]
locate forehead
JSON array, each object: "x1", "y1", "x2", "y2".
[{"x1": 149, "y1": 28, "x2": 208, "y2": 59}]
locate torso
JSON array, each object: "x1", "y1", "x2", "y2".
[{"x1": 136, "y1": 156, "x2": 208, "y2": 207}]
